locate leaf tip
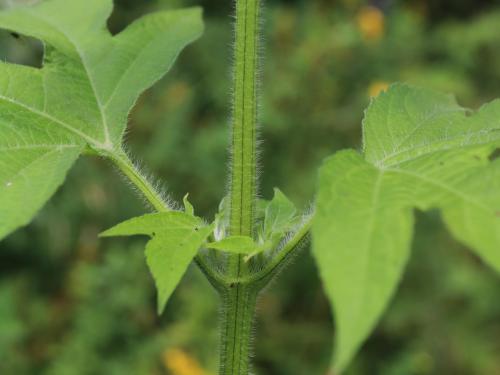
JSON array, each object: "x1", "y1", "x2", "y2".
[
  {"x1": 98, "y1": 228, "x2": 115, "y2": 238},
  {"x1": 183, "y1": 193, "x2": 195, "y2": 215},
  {"x1": 156, "y1": 300, "x2": 166, "y2": 316}
]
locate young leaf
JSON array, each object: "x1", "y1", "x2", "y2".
[
  {"x1": 256, "y1": 188, "x2": 299, "y2": 249},
  {"x1": 206, "y1": 235, "x2": 266, "y2": 255},
  {"x1": 0, "y1": 0, "x2": 203, "y2": 240},
  {"x1": 213, "y1": 196, "x2": 230, "y2": 241},
  {"x1": 183, "y1": 193, "x2": 195, "y2": 215},
  {"x1": 313, "y1": 84, "x2": 500, "y2": 373},
  {"x1": 263, "y1": 188, "x2": 297, "y2": 238},
  {"x1": 101, "y1": 212, "x2": 212, "y2": 314}
]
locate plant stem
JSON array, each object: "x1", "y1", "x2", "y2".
[
  {"x1": 223, "y1": 0, "x2": 261, "y2": 373},
  {"x1": 245, "y1": 215, "x2": 313, "y2": 284},
  {"x1": 219, "y1": 284, "x2": 258, "y2": 375},
  {"x1": 109, "y1": 151, "x2": 170, "y2": 212},
  {"x1": 105, "y1": 2, "x2": 305, "y2": 374},
  {"x1": 229, "y1": 0, "x2": 260, "y2": 239}
]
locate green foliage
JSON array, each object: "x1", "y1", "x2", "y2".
[
  {"x1": 2, "y1": 1, "x2": 500, "y2": 375},
  {"x1": 262, "y1": 188, "x2": 298, "y2": 244},
  {"x1": 0, "y1": 0, "x2": 203, "y2": 239},
  {"x1": 183, "y1": 193, "x2": 195, "y2": 215},
  {"x1": 101, "y1": 211, "x2": 213, "y2": 314},
  {"x1": 314, "y1": 150, "x2": 415, "y2": 372},
  {"x1": 207, "y1": 188, "x2": 300, "y2": 260},
  {"x1": 313, "y1": 84, "x2": 500, "y2": 373},
  {"x1": 206, "y1": 236, "x2": 263, "y2": 255}
]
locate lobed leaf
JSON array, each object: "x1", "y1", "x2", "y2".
[
  {"x1": 313, "y1": 83, "x2": 500, "y2": 373},
  {"x1": 101, "y1": 211, "x2": 212, "y2": 314},
  {"x1": 0, "y1": 0, "x2": 203, "y2": 240},
  {"x1": 363, "y1": 84, "x2": 500, "y2": 168}
]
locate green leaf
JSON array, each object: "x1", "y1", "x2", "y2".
[
  {"x1": 101, "y1": 211, "x2": 212, "y2": 314},
  {"x1": 365, "y1": 85, "x2": 500, "y2": 272},
  {"x1": 183, "y1": 193, "x2": 194, "y2": 216},
  {"x1": 441, "y1": 158, "x2": 500, "y2": 272},
  {"x1": 0, "y1": 62, "x2": 85, "y2": 240},
  {"x1": 206, "y1": 235, "x2": 266, "y2": 255},
  {"x1": 313, "y1": 84, "x2": 500, "y2": 373},
  {"x1": 363, "y1": 84, "x2": 500, "y2": 168},
  {"x1": 0, "y1": 122, "x2": 82, "y2": 239},
  {"x1": 214, "y1": 195, "x2": 230, "y2": 241},
  {"x1": 264, "y1": 188, "x2": 297, "y2": 237},
  {"x1": 255, "y1": 198, "x2": 270, "y2": 219},
  {"x1": 313, "y1": 151, "x2": 414, "y2": 372},
  {"x1": 0, "y1": 0, "x2": 203, "y2": 240}
]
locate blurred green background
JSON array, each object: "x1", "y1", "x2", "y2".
[{"x1": 1, "y1": 0, "x2": 500, "y2": 374}]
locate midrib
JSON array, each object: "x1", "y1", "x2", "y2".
[{"x1": 25, "y1": 10, "x2": 112, "y2": 147}]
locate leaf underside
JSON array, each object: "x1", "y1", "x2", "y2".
[
  {"x1": 312, "y1": 83, "x2": 500, "y2": 373},
  {"x1": 0, "y1": 0, "x2": 203, "y2": 240}
]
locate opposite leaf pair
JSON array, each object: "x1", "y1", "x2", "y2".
[
  {"x1": 101, "y1": 188, "x2": 301, "y2": 314},
  {"x1": 2, "y1": 1, "x2": 500, "y2": 374},
  {"x1": 209, "y1": 188, "x2": 301, "y2": 260}
]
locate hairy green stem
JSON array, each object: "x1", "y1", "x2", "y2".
[
  {"x1": 109, "y1": 151, "x2": 170, "y2": 213},
  {"x1": 229, "y1": 0, "x2": 260, "y2": 239},
  {"x1": 223, "y1": 0, "x2": 261, "y2": 373},
  {"x1": 245, "y1": 215, "x2": 313, "y2": 284},
  {"x1": 219, "y1": 285, "x2": 258, "y2": 375},
  {"x1": 103, "y1": 2, "x2": 309, "y2": 374}
]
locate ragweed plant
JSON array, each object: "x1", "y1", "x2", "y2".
[{"x1": 0, "y1": 1, "x2": 499, "y2": 374}]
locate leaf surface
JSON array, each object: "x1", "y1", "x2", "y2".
[
  {"x1": 0, "y1": 0, "x2": 203, "y2": 239},
  {"x1": 263, "y1": 188, "x2": 297, "y2": 239},
  {"x1": 101, "y1": 211, "x2": 212, "y2": 313},
  {"x1": 313, "y1": 84, "x2": 500, "y2": 373},
  {"x1": 183, "y1": 193, "x2": 195, "y2": 216},
  {"x1": 441, "y1": 159, "x2": 500, "y2": 271},
  {"x1": 313, "y1": 151, "x2": 414, "y2": 371},
  {"x1": 206, "y1": 235, "x2": 267, "y2": 255}
]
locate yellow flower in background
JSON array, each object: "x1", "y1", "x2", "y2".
[
  {"x1": 163, "y1": 348, "x2": 210, "y2": 375},
  {"x1": 368, "y1": 81, "x2": 390, "y2": 97},
  {"x1": 357, "y1": 6, "x2": 384, "y2": 41}
]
